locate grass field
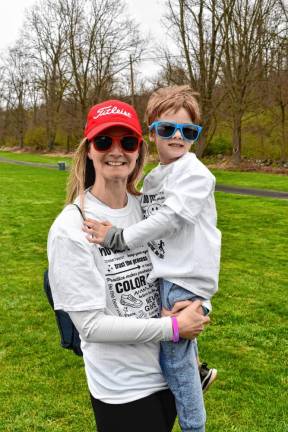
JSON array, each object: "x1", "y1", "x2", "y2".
[
  {"x1": 146, "y1": 163, "x2": 288, "y2": 193},
  {"x1": 0, "y1": 162, "x2": 288, "y2": 431},
  {"x1": 210, "y1": 169, "x2": 288, "y2": 192},
  {"x1": 0, "y1": 150, "x2": 72, "y2": 165},
  {"x1": 1, "y1": 150, "x2": 288, "y2": 192}
]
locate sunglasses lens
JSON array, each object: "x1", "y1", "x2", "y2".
[
  {"x1": 93, "y1": 136, "x2": 112, "y2": 151},
  {"x1": 157, "y1": 123, "x2": 176, "y2": 138},
  {"x1": 182, "y1": 126, "x2": 199, "y2": 141},
  {"x1": 121, "y1": 136, "x2": 139, "y2": 152}
]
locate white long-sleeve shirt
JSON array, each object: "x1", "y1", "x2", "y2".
[
  {"x1": 69, "y1": 309, "x2": 172, "y2": 344},
  {"x1": 123, "y1": 153, "x2": 222, "y2": 300},
  {"x1": 47, "y1": 192, "x2": 171, "y2": 403}
]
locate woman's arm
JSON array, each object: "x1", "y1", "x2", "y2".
[
  {"x1": 69, "y1": 309, "x2": 172, "y2": 343},
  {"x1": 49, "y1": 224, "x2": 209, "y2": 344},
  {"x1": 68, "y1": 300, "x2": 209, "y2": 344}
]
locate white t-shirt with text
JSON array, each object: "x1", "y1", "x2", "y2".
[{"x1": 47, "y1": 191, "x2": 168, "y2": 403}]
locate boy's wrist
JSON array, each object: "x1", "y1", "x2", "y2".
[{"x1": 102, "y1": 226, "x2": 128, "y2": 251}]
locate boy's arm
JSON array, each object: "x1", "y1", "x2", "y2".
[
  {"x1": 123, "y1": 172, "x2": 215, "y2": 249},
  {"x1": 124, "y1": 205, "x2": 181, "y2": 248},
  {"x1": 163, "y1": 172, "x2": 215, "y2": 225},
  {"x1": 93, "y1": 205, "x2": 181, "y2": 251},
  {"x1": 84, "y1": 173, "x2": 215, "y2": 251}
]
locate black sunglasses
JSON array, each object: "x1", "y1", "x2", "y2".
[{"x1": 92, "y1": 135, "x2": 141, "y2": 152}]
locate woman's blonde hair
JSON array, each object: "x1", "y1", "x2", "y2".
[
  {"x1": 66, "y1": 138, "x2": 148, "y2": 211},
  {"x1": 145, "y1": 85, "x2": 201, "y2": 126}
]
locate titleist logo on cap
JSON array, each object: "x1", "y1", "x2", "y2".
[{"x1": 93, "y1": 105, "x2": 132, "y2": 120}]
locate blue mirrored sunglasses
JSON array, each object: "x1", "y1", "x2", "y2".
[{"x1": 149, "y1": 121, "x2": 202, "y2": 142}]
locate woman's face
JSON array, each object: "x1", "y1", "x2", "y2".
[{"x1": 88, "y1": 126, "x2": 140, "y2": 184}]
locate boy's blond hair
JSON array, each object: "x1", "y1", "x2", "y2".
[{"x1": 145, "y1": 85, "x2": 201, "y2": 126}]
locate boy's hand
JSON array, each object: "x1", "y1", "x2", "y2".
[{"x1": 83, "y1": 218, "x2": 113, "y2": 244}]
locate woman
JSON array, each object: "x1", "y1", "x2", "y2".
[{"x1": 47, "y1": 99, "x2": 209, "y2": 432}]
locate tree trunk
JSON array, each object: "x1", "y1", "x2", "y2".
[
  {"x1": 47, "y1": 132, "x2": 56, "y2": 152},
  {"x1": 280, "y1": 103, "x2": 287, "y2": 162},
  {"x1": 81, "y1": 105, "x2": 87, "y2": 129},
  {"x1": 179, "y1": 0, "x2": 195, "y2": 88},
  {"x1": 66, "y1": 134, "x2": 70, "y2": 153},
  {"x1": 19, "y1": 134, "x2": 24, "y2": 149},
  {"x1": 232, "y1": 112, "x2": 242, "y2": 164},
  {"x1": 18, "y1": 105, "x2": 25, "y2": 149},
  {"x1": 46, "y1": 93, "x2": 57, "y2": 151},
  {"x1": 196, "y1": 132, "x2": 207, "y2": 158}
]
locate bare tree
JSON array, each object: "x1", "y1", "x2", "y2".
[
  {"x1": 164, "y1": 0, "x2": 235, "y2": 156},
  {"x1": 23, "y1": 0, "x2": 71, "y2": 150},
  {"x1": 278, "y1": 0, "x2": 288, "y2": 23},
  {"x1": 153, "y1": 48, "x2": 190, "y2": 87},
  {"x1": 60, "y1": 0, "x2": 144, "y2": 125},
  {"x1": 220, "y1": 0, "x2": 279, "y2": 163},
  {"x1": 0, "y1": 63, "x2": 5, "y2": 104},
  {"x1": 266, "y1": 32, "x2": 288, "y2": 161},
  {"x1": 0, "y1": 63, "x2": 9, "y2": 145},
  {"x1": 2, "y1": 44, "x2": 31, "y2": 148}
]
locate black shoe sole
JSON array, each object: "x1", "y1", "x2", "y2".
[{"x1": 202, "y1": 368, "x2": 217, "y2": 392}]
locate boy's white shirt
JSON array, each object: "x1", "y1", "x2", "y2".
[{"x1": 123, "y1": 152, "x2": 221, "y2": 302}]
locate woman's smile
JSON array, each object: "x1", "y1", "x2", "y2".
[{"x1": 105, "y1": 160, "x2": 127, "y2": 166}]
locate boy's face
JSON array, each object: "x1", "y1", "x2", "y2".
[{"x1": 150, "y1": 107, "x2": 194, "y2": 164}]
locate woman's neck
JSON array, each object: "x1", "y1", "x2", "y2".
[{"x1": 90, "y1": 180, "x2": 128, "y2": 209}]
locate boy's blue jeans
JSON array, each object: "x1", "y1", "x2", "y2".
[{"x1": 160, "y1": 280, "x2": 206, "y2": 432}]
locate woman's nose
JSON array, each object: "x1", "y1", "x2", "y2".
[{"x1": 109, "y1": 140, "x2": 123, "y2": 154}]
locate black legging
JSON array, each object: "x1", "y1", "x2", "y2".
[{"x1": 90, "y1": 389, "x2": 177, "y2": 432}]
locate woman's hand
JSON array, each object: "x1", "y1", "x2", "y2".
[
  {"x1": 163, "y1": 300, "x2": 209, "y2": 340},
  {"x1": 83, "y1": 218, "x2": 112, "y2": 244},
  {"x1": 162, "y1": 300, "x2": 204, "y2": 317},
  {"x1": 172, "y1": 300, "x2": 204, "y2": 316}
]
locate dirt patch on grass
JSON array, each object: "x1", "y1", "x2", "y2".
[
  {"x1": 203, "y1": 156, "x2": 288, "y2": 175},
  {"x1": 0, "y1": 146, "x2": 74, "y2": 157}
]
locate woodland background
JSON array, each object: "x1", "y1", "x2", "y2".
[{"x1": 0, "y1": 0, "x2": 287, "y2": 164}]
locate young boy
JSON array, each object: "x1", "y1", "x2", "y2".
[{"x1": 85, "y1": 86, "x2": 221, "y2": 432}]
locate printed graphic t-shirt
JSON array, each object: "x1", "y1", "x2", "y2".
[
  {"x1": 47, "y1": 191, "x2": 167, "y2": 403},
  {"x1": 124, "y1": 152, "x2": 222, "y2": 300}
]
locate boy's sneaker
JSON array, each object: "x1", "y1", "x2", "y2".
[{"x1": 199, "y1": 363, "x2": 217, "y2": 392}]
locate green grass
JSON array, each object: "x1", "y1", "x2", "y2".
[
  {"x1": 211, "y1": 169, "x2": 288, "y2": 192},
  {"x1": 0, "y1": 163, "x2": 288, "y2": 431},
  {"x1": 0, "y1": 150, "x2": 72, "y2": 165},
  {"x1": 1, "y1": 150, "x2": 288, "y2": 192},
  {"x1": 144, "y1": 162, "x2": 288, "y2": 192}
]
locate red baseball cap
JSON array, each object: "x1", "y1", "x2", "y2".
[{"x1": 84, "y1": 100, "x2": 142, "y2": 140}]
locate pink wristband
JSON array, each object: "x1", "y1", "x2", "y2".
[{"x1": 171, "y1": 316, "x2": 179, "y2": 343}]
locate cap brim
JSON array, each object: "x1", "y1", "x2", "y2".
[{"x1": 86, "y1": 121, "x2": 142, "y2": 140}]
